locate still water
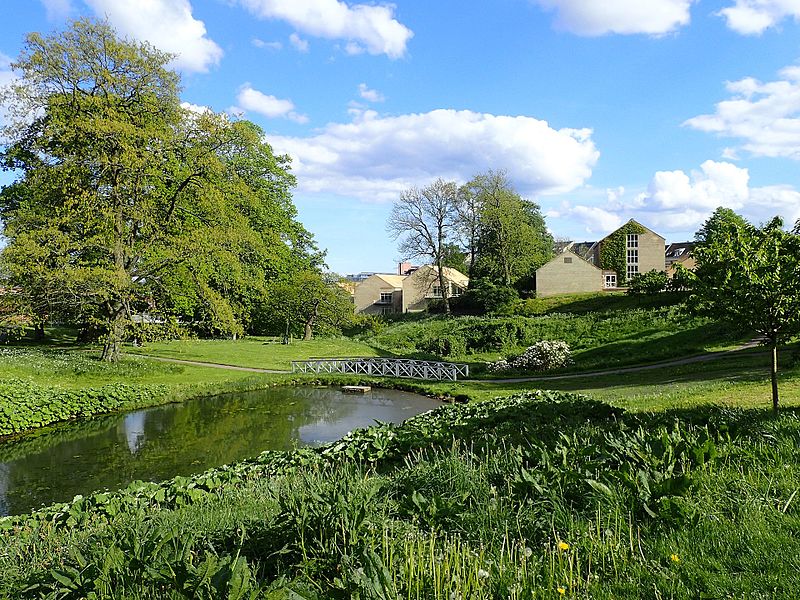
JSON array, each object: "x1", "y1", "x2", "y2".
[{"x1": 0, "y1": 387, "x2": 439, "y2": 516}]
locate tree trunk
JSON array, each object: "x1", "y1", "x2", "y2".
[
  {"x1": 101, "y1": 310, "x2": 126, "y2": 362},
  {"x1": 436, "y1": 261, "x2": 451, "y2": 314},
  {"x1": 771, "y1": 339, "x2": 779, "y2": 412},
  {"x1": 34, "y1": 321, "x2": 46, "y2": 342},
  {"x1": 100, "y1": 304, "x2": 125, "y2": 362},
  {"x1": 304, "y1": 300, "x2": 321, "y2": 340}
]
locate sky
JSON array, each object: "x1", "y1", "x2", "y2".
[{"x1": 2, "y1": 0, "x2": 800, "y2": 275}]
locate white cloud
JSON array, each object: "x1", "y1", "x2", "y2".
[
  {"x1": 234, "y1": 84, "x2": 309, "y2": 123},
  {"x1": 236, "y1": 0, "x2": 413, "y2": 58},
  {"x1": 289, "y1": 32, "x2": 310, "y2": 52},
  {"x1": 84, "y1": 0, "x2": 222, "y2": 73},
  {"x1": 40, "y1": 0, "x2": 72, "y2": 20},
  {"x1": 268, "y1": 108, "x2": 599, "y2": 202},
  {"x1": 180, "y1": 101, "x2": 211, "y2": 114},
  {"x1": 685, "y1": 65, "x2": 800, "y2": 159},
  {"x1": 559, "y1": 160, "x2": 800, "y2": 236},
  {"x1": 358, "y1": 83, "x2": 384, "y2": 102},
  {"x1": 719, "y1": 0, "x2": 800, "y2": 35},
  {"x1": 252, "y1": 38, "x2": 282, "y2": 50},
  {"x1": 532, "y1": 0, "x2": 693, "y2": 36}
]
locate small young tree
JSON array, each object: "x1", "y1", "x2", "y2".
[
  {"x1": 387, "y1": 179, "x2": 459, "y2": 314},
  {"x1": 690, "y1": 214, "x2": 800, "y2": 411}
]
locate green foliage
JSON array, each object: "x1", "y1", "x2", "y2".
[
  {"x1": 695, "y1": 206, "x2": 749, "y2": 245},
  {"x1": 449, "y1": 279, "x2": 519, "y2": 315},
  {"x1": 599, "y1": 221, "x2": 646, "y2": 286},
  {"x1": 627, "y1": 269, "x2": 668, "y2": 296},
  {"x1": 4, "y1": 392, "x2": 800, "y2": 597},
  {"x1": 0, "y1": 20, "x2": 320, "y2": 358},
  {"x1": 690, "y1": 213, "x2": 800, "y2": 409},
  {"x1": 261, "y1": 272, "x2": 354, "y2": 340},
  {"x1": 461, "y1": 170, "x2": 554, "y2": 289},
  {"x1": 0, "y1": 379, "x2": 167, "y2": 437}
]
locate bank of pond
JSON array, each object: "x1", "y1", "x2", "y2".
[
  {"x1": 0, "y1": 386, "x2": 439, "y2": 515},
  {"x1": 2, "y1": 390, "x2": 800, "y2": 598}
]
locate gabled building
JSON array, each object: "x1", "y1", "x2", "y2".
[
  {"x1": 353, "y1": 274, "x2": 406, "y2": 315},
  {"x1": 353, "y1": 266, "x2": 469, "y2": 314},
  {"x1": 534, "y1": 249, "x2": 606, "y2": 297},
  {"x1": 535, "y1": 220, "x2": 666, "y2": 297},
  {"x1": 401, "y1": 265, "x2": 468, "y2": 313}
]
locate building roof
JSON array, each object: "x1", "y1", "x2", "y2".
[
  {"x1": 371, "y1": 274, "x2": 407, "y2": 288},
  {"x1": 537, "y1": 248, "x2": 602, "y2": 272},
  {"x1": 665, "y1": 242, "x2": 695, "y2": 266}
]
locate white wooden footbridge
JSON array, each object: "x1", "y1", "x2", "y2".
[{"x1": 291, "y1": 357, "x2": 469, "y2": 381}]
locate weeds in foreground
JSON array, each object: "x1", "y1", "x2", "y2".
[{"x1": 2, "y1": 393, "x2": 800, "y2": 598}]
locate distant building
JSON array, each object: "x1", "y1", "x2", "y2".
[
  {"x1": 665, "y1": 242, "x2": 696, "y2": 277},
  {"x1": 353, "y1": 265, "x2": 469, "y2": 314},
  {"x1": 345, "y1": 271, "x2": 377, "y2": 283},
  {"x1": 535, "y1": 220, "x2": 666, "y2": 297}
]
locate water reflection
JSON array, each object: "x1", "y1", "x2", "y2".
[{"x1": 0, "y1": 387, "x2": 438, "y2": 516}]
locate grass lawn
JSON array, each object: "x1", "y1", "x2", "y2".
[
  {"x1": 394, "y1": 348, "x2": 800, "y2": 411},
  {"x1": 127, "y1": 336, "x2": 387, "y2": 370},
  {"x1": 0, "y1": 347, "x2": 258, "y2": 389}
]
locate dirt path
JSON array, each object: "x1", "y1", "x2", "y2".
[{"x1": 130, "y1": 338, "x2": 765, "y2": 383}]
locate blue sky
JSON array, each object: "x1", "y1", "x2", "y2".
[{"x1": 2, "y1": 0, "x2": 800, "y2": 274}]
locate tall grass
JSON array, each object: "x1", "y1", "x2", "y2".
[{"x1": 3, "y1": 393, "x2": 800, "y2": 598}]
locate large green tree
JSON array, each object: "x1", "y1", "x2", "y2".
[
  {"x1": 458, "y1": 170, "x2": 553, "y2": 290},
  {"x1": 263, "y1": 272, "x2": 354, "y2": 342},
  {"x1": 0, "y1": 19, "x2": 319, "y2": 358},
  {"x1": 690, "y1": 213, "x2": 800, "y2": 411}
]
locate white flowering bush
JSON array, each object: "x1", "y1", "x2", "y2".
[{"x1": 488, "y1": 340, "x2": 572, "y2": 373}]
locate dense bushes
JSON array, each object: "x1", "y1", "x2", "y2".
[{"x1": 0, "y1": 379, "x2": 168, "y2": 437}]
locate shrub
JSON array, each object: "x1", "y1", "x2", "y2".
[
  {"x1": 488, "y1": 340, "x2": 572, "y2": 372},
  {"x1": 627, "y1": 270, "x2": 668, "y2": 296},
  {"x1": 450, "y1": 280, "x2": 519, "y2": 315}
]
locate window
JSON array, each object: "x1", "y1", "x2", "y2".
[
  {"x1": 380, "y1": 306, "x2": 392, "y2": 315},
  {"x1": 431, "y1": 285, "x2": 443, "y2": 298},
  {"x1": 378, "y1": 292, "x2": 393, "y2": 304},
  {"x1": 626, "y1": 234, "x2": 639, "y2": 248},
  {"x1": 627, "y1": 264, "x2": 639, "y2": 279},
  {"x1": 450, "y1": 284, "x2": 463, "y2": 297},
  {"x1": 605, "y1": 274, "x2": 617, "y2": 288},
  {"x1": 563, "y1": 257, "x2": 573, "y2": 263}
]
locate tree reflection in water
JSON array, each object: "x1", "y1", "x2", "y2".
[{"x1": 0, "y1": 387, "x2": 438, "y2": 516}]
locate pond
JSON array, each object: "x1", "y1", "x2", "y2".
[{"x1": 0, "y1": 387, "x2": 439, "y2": 516}]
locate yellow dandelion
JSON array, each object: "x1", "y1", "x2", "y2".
[
  {"x1": 670, "y1": 553, "x2": 680, "y2": 563},
  {"x1": 557, "y1": 587, "x2": 566, "y2": 595},
  {"x1": 557, "y1": 541, "x2": 570, "y2": 551}
]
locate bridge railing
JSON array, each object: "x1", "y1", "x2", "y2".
[{"x1": 290, "y1": 357, "x2": 469, "y2": 381}]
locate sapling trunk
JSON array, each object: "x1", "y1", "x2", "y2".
[{"x1": 771, "y1": 339, "x2": 779, "y2": 412}]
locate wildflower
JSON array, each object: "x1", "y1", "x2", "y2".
[
  {"x1": 557, "y1": 587, "x2": 566, "y2": 595},
  {"x1": 670, "y1": 553, "x2": 680, "y2": 563},
  {"x1": 477, "y1": 568, "x2": 490, "y2": 579},
  {"x1": 524, "y1": 546, "x2": 533, "y2": 558},
  {"x1": 557, "y1": 541, "x2": 570, "y2": 551}
]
